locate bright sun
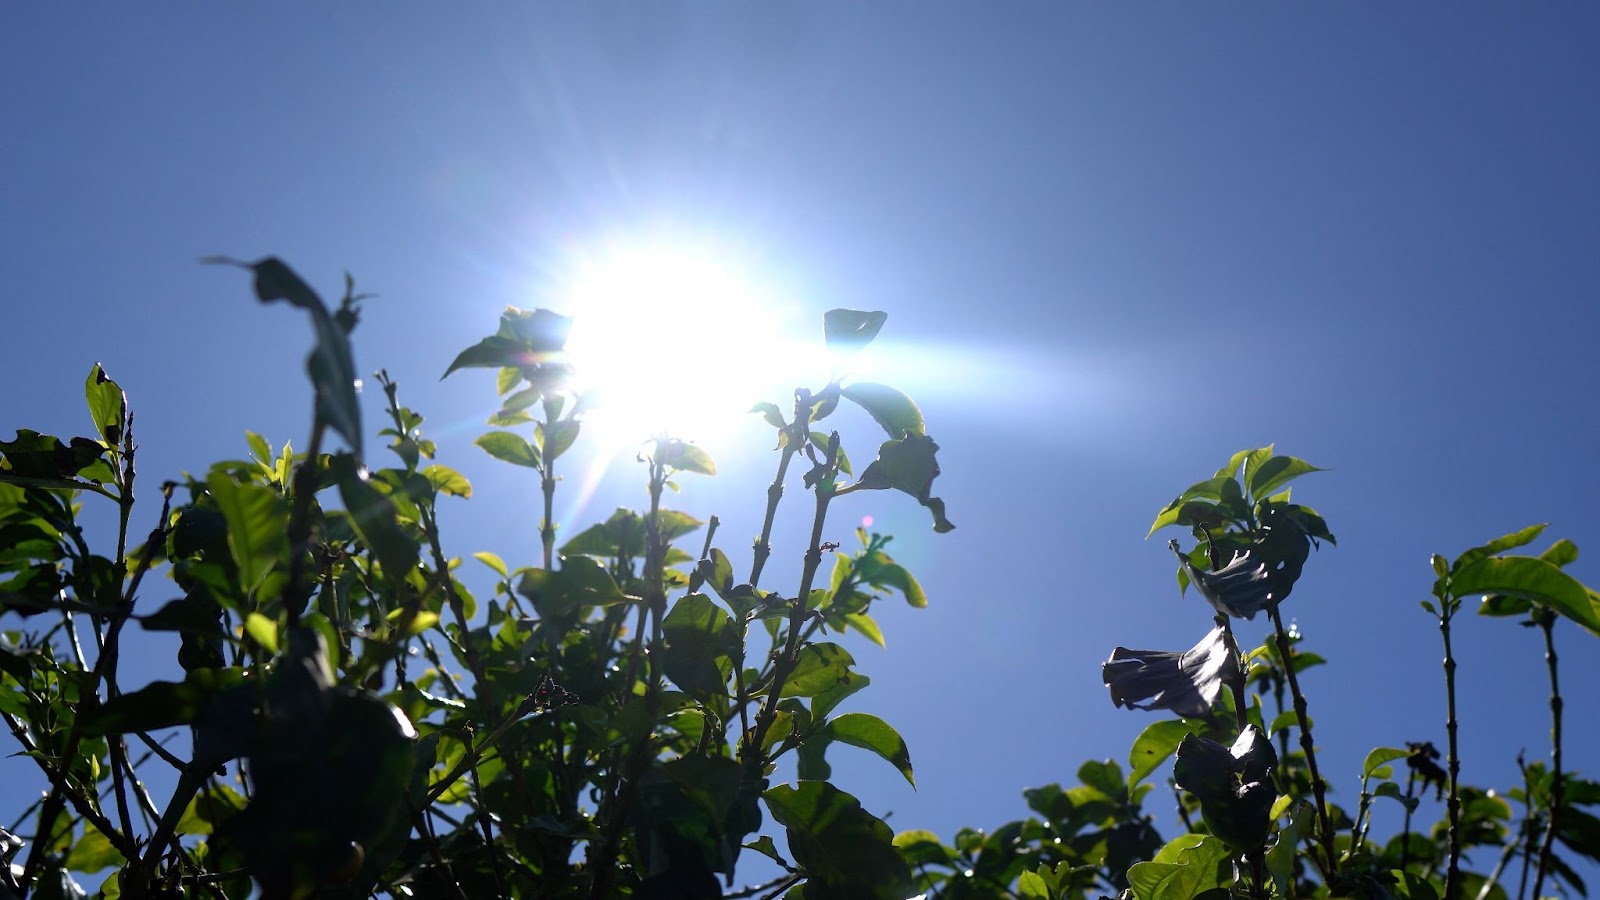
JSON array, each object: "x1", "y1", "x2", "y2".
[{"x1": 558, "y1": 239, "x2": 803, "y2": 454}]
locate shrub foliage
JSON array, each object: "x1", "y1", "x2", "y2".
[{"x1": 1, "y1": 258, "x2": 1596, "y2": 900}]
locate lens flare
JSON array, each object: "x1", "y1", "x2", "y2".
[{"x1": 558, "y1": 239, "x2": 802, "y2": 454}]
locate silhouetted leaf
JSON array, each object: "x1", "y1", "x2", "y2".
[
  {"x1": 332, "y1": 453, "x2": 420, "y2": 579},
  {"x1": 841, "y1": 382, "x2": 924, "y2": 439},
  {"x1": 442, "y1": 337, "x2": 545, "y2": 379},
  {"x1": 764, "y1": 781, "x2": 911, "y2": 900},
  {"x1": 516, "y1": 555, "x2": 628, "y2": 617},
  {"x1": 822, "y1": 309, "x2": 888, "y2": 379},
  {"x1": 1173, "y1": 727, "x2": 1278, "y2": 851},
  {"x1": 1104, "y1": 625, "x2": 1238, "y2": 719},
  {"x1": 80, "y1": 668, "x2": 247, "y2": 736},
  {"x1": 854, "y1": 435, "x2": 953, "y2": 532},
  {"x1": 210, "y1": 257, "x2": 365, "y2": 454}
]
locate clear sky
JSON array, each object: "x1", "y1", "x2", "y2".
[{"x1": 4, "y1": 3, "x2": 1599, "y2": 890}]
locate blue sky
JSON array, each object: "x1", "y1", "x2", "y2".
[{"x1": 4, "y1": 3, "x2": 1599, "y2": 890}]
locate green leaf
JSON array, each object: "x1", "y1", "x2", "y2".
[
  {"x1": 841, "y1": 382, "x2": 925, "y2": 439},
  {"x1": 779, "y1": 643, "x2": 856, "y2": 698},
  {"x1": 332, "y1": 453, "x2": 421, "y2": 579},
  {"x1": 874, "y1": 559, "x2": 927, "y2": 608},
  {"x1": 1452, "y1": 523, "x2": 1548, "y2": 573},
  {"x1": 245, "y1": 431, "x2": 273, "y2": 466},
  {"x1": 206, "y1": 473, "x2": 289, "y2": 597},
  {"x1": 1147, "y1": 476, "x2": 1239, "y2": 537},
  {"x1": 654, "y1": 439, "x2": 717, "y2": 476},
  {"x1": 1239, "y1": 446, "x2": 1274, "y2": 487},
  {"x1": 1247, "y1": 455, "x2": 1325, "y2": 502},
  {"x1": 421, "y1": 464, "x2": 471, "y2": 499},
  {"x1": 387, "y1": 607, "x2": 439, "y2": 637},
  {"x1": 1018, "y1": 870, "x2": 1051, "y2": 900},
  {"x1": 842, "y1": 611, "x2": 884, "y2": 647},
  {"x1": 1456, "y1": 555, "x2": 1600, "y2": 636},
  {"x1": 822, "y1": 309, "x2": 889, "y2": 378},
  {"x1": 764, "y1": 781, "x2": 912, "y2": 900},
  {"x1": 472, "y1": 551, "x2": 508, "y2": 579},
  {"x1": 853, "y1": 435, "x2": 953, "y2": 532},
  {"x1": 475, "y1": 431, "x2": 542, "y2": 470},
  {"x1": 84, "y1": 365, "x2": 126, "y2": 447},
  {"x1": 515, "y1": 555, "x2": 627, "y2": 617},
  {"x1": 0, "y1": 430, "x2": 114, "y2": 487},
  {"x1": 244, "y1": 611, "x2": 279, "y2": 653},
  {"x1": 561, "y1": 508, "x2": 646, "y2": 558},
  {"x1": 1364, "y1": 747, "x2": 1411, "y2": 779},
  {"x1": 496, "y1": 365, "x2": 522, "y2": 396},
  {"x1": 1128, "y1": 720, "x2": 1197, "y2": 788},
  {"x1": 660, "y1": 593, "x2": 737, "y2": 694},
  {"x1": 537, "y1": 418, "x2": 581, "y2": 463},
  {"x1": 1265, "y1": 802, "x2": 1312, "y2": 896},
  {"x1": 1127, "y1": 833, "x2": 1228, "y2": 900},
  {"x1": 892, "y1": 829, "x2": 955, "y2": 867},
  {"x1": 810, "y1": 670, "x2": 870, "y2": 721},
  {"x1": 751, "y1": 402, "x2": 786, "y2": 429},
  {"x1": 63, "y1": 823, "x2": 123, "y2": 874},
  {"x1": 441, "y1": 335, "x2": 549, "y2": 379},
  {"x1": 826, "y1": 713, "x2": 914, "y2": 787},
  {"x1": 174, "y1": 784, "x2": 247, "y2": 837},
  {"x1": 79, "y1": 668, "x2": 247, "y2": 736},
  {"x1": 1541, "y1": 538, "x2": 1580, "y2": 567},
  {"x1": 1267, "y1": 709, "x2": 1301, "y2": 737}
]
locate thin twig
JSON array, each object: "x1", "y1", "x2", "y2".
[
  {"x1": 1529, "y1": 612, "x2": 1563, "y2": 900},
  {"x1": 1268, "y1": 603, "x2": 1338, "y2": 884}
]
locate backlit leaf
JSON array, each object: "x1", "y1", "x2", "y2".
[
  {"x1": 1456, "y1": 555, "x2": 1600, "y2": 636},
  {"x1": 206, "y1": 473, "x2": 288, "y2": 597},
  {"x1": 841, "y1": 382, "x2": 925, "y2": 439},
  {"x1": 475, "y1": 431, "x2": 542, "y2": 470},
  {"x1": 826, "y1": 712, "x2": 915, "y2": 787},
  {"x1": 84, "y1": 365, "x2": 126, "y2": 448}
]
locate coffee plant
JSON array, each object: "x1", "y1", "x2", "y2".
[{"x1": 1, "y1": 258, "x2": 1596, "y2": 900}]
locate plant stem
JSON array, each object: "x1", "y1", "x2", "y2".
[
  {"x1": 1439, "y1": 600, "x2": 1463, "y2": 900},
  {"x1": 748, "y1": 433, "x2": 836, "y2": 763},
  {"x1": 1267, "y1": 604, "x2": 1337, "y2": 883},
  {"x1": 1529, "y1": 612, "x2": 1562, "y2": 900},
  {"x1": 750, "y1": 390, "x2": 812, "y2": 589},
  {"x1": 1400, "y1": 768, "x2": 1417, "y2": 872},
  {"x1": 540, "y1": 457, "x2": 557, "y2": 570},
  {"x1": 1475, "y1": 838, "x2": 1519, "y2": 900},
  {"x1": 587, "y1": 457, "x2": 672, "y2": 900}
]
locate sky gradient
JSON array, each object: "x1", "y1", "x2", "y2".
[{"x1": 4, "y1": 4, "x2": 1599, "y2": 891}]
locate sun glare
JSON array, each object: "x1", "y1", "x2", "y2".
[{"x1": 558, "y1": 240, "x2": 801, "y2": 454}]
